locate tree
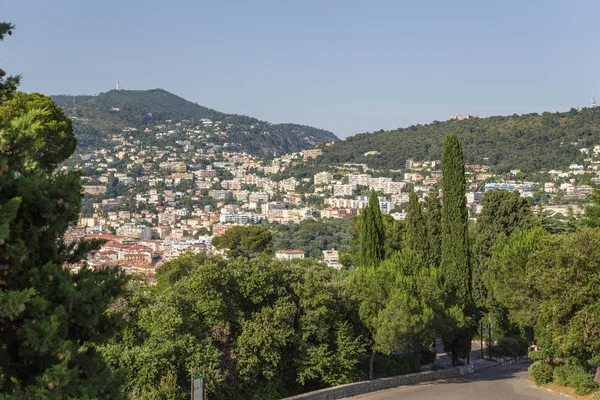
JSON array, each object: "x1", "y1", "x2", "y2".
[
  {"x1": 487, "y1": 228, "x2": 600, "y2": 368},
  {"x1": 358, "y1": 191, "x2": 385, "y2": 267},
  {"x1": 472, "y1": 189, "x2": 535, "y2": 308},
  {"x1": 0, "y1": 23, "x2": 19, "y2": 103},
  {"x1": 0, "y1": 23, "x2": 126, "y2": 398},
  {"x1": 440, "y1": 134, "x2": 472, "y2": 366},
  {"x1": 212, "y1": 226, "x2": 272, "y2": 258},
  {"x1": 405, "y1": 192, "x2": 428, "y2": 257},
  {"x1": 101, "y1": 254, "x2": 365, "y2": 400},
  {"x1": 354, "y1": 249, "x2": 447, "y2": 374},
  {"x1": 583, "y1": 186, "x2": 600, "y2": 228},
  {"x1": 424, "y1": 192, "x2": 442, "y2": 268}
]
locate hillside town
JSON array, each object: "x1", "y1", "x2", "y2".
[{"x1": 61, "y1": 119, "x2": 600, "y2": 282}]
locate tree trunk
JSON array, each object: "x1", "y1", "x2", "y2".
[
  {"x1": 412, "y1": 348, "x2": 421, "y2": 372},
  {"x1": 451, "y1": 351, "x2": 459, "y2": 366},
  {"x1": 369, "y1": 350, "x2": 376, "y2": 380}
]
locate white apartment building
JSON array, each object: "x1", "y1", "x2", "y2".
[
  {"x1": 347, "y1": 174, "x2": 371, "y2": 186},
  {"x1": 275, "y1": 250, "x2": 305, "y2": 260},
  {"x1": 314, "y1": 172, "x2": 334, "y2": 185},
  {"x1": 333, "y1": 184, "x2": 357, "y2": 197}
]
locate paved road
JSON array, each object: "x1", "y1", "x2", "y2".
[{"x1": 345, "y1": 363, "x2": 565, "y2": 400}]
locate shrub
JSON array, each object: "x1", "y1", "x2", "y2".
[
  {"x1": 509, "y1": 335, "x2": 529, "y2": 356},
  {"x1": 553, "y1": 364, "x2": 598, "y2": 396},
  {"x1": 528, "y1": 350, "x2": 549, "y2": 361},
  {"x1": 488, "y1": 337, "x2": 521, "y2": 358},
  {"x1": 529, "y1": 362, "x2": 554, "y2": 386},
  {"x1": 373, "y1": 353, "x2": 412, "y2": 377}
]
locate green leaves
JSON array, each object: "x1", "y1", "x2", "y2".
[
  {"x1": 102, "y1": 254, "x2": 364, "y2": 400},
  {"x1": 212, "y1": 226, "x2": 272, "y2": 259},
  {"x1": 358, "y1": 191, "x2": 385, "y2": 267}
]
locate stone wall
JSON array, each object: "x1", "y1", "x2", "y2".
[
  {"x1": 282, "y1": 364, "x2": 474, "y2": 400},
  {"x1": 490, "y1": 355, "x2": 531, "y2": 364}
]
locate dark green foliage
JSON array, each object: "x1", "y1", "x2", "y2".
[
  {"x1": 212, "y1": 226, "x2": 273, "y2": 258},
  {"x1": 488, "y1": 228, "x2": 600, "y2": 367},
  {"x1": 372, "y1": 353, "x2": 412, "y2": 377},
  {"x1": 529, "y1": 362, "x2": 554, "y2": 386},
  {"x1": 405, "y1": 192, "x2": 428, "y2": 257},
  {"x1": 270, "y1": 219, "x2": 351, "y2": 259},
  {"x1": 440, "y1": 134, "x2": 472, "y2": 365},
  {"x1": 382, "y1": 214, "x2": 404, "y2": 258},
  {"x1": 487, "y1": 337, "x2": 521, "y2": 358},
  {"x1": 424, "y1": 193, "x2": 441, "y2": 268},
  {"x1": 552, "y1": 364, "x2": 597, "y2": 395},
  {"x1": 317, "y1": 109, "x2": 600, "y2": 173},
  {"x1": 509, "y1": 335, "x2": 530, "y2": 357},
  {"x1": 0, "y1": 23, "x2": 19, "y2": 103},
  {"x1": 0, "y1": 23, "x2": 127, "y2": 397},
  {"x1": 472, "y1": 189, "x2": 535, "y2": 311},
  {"x1": 584, "y1": 186, "x2": 600, "y2": 228},
  {"x1": 52, "y1": 90, "x2": 338, "y2": 155},
  {"x1": 101, "y1": 254, "x2": 365, "y2": 400},
  {"x1": 358, "y1": 192, "x2": 385, "y2": 267}
]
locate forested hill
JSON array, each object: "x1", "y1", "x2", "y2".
[
  {"x1": 51, "y1": 89, "x2": 338, "y2": 155},
  {"x1": 318, "y1": 108, "x2": 600, "y2": 173}
]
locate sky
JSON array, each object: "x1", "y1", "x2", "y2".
[{"x1": 3, "y1": 0, "x2": 600, "y2": 138}]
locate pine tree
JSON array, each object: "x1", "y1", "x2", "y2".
[
  {"x1": 0, "y1": 23, "x2": 20, "y2": 103},
  {"x1": 0, "y1": 23, "x2": 126, "y2": 397},
  {"x1": 440, "y1": 134, "x2": 472, "y2": 366},
  {"x1": 424, "y1": 192, "x2": 442, "y2": 268},
  {"x1": 405, "y1": 192, "x2": 428, "y2": 257},
  {"x1": 358, "y1": 191, "x2": 385, "y2": 267}
]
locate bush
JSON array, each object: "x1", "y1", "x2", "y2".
[
  {"x1": 528, "y1": 350, "x2": 549, "y2": 361},
  {"x1": 488, "y1": 337, "x2": 521, "y2": 358},
  {"x1": 373, "y1": 353, "x2": 412, "y2": 377},
  {"x1": 529, "y1": 362, "x2": 554, "y2": 386},
  {"x1": 509, "y1": 335, "x2": 529, "y2": 356},
  {"x1": 553, "y1": 364, "x2": 598, "y2": 396}
]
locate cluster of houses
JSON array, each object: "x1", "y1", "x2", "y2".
[{"x1": 62, "y1": 117, "x2": 600, "y2": 282}]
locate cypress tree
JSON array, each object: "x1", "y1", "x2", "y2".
[
  {"x1": 440, "y1": 134, "x2": 472, "y2": 366},
  {"x1": 405, "y1": 192, "x2": 428, "y2": 257},
  {"x1": 359, "y1": 191, "x2": 385, "y2": 266},
  {"x1": 424, "y1": 192, "x2": 442, "y2": 268}
]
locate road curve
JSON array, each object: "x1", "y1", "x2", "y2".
[{"x1": 344, "y1": 363, "x2": 565, "y2": 400}]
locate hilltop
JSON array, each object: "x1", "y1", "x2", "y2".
[
  {"x1": 315, "y1": 108, "x2": 600, "y2": 173},
  {"x1": 52, "y1": 89, "x2": 338, "y2": 155}
]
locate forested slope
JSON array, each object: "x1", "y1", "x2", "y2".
[
  {"x1": 52, "y1": 89, "x2": 338, "y2": 155},
  {"x1": 319, "y1": 108, "x2": 600, "y2": 172}
]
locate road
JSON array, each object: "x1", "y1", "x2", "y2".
[{"x1": 344, "y1": 363, "x2": 565, "y2": 400}]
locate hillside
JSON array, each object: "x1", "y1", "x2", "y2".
[
  {"x1": 317, "y1": 108, "x2": 600, "y2": 173},
  {"x1": 52, "y1": 89, "x2": 338, "y2": 155}
]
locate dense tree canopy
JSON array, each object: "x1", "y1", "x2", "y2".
[
  {"x1": 316, "y1": 108, "x2": 600, "y2": 173},
  {"x1": 212, "y1": 226, "x2": 273, "y2": 259},
  {"x1": 101, "y1": 253, "x2": 365, "y2": 400},
  {"x1": 0, "y1": 22, "x2": 126, "y2": 398}
]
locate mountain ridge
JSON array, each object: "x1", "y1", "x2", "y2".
[
  {"x1": 314, "y1": 108, "x2": 600, "y2": 173},
  {"x1": 51, "y1": 89, "x2": 338, "y2": 155}
]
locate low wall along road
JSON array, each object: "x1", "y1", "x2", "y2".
[{"x1": 282, "y1": 364, "x2": 474, "y2": 400}]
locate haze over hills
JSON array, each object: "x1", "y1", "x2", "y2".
[
  {"x1": 315, "y1": 108, "x2": 600, "y2": 173},
  {"x1": 51, "y1": 89, "x2": 338, "y2": 155}
]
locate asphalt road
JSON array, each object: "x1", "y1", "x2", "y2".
[{"x1": 345, "y1": 363, "x2": 565, "y2": 400}]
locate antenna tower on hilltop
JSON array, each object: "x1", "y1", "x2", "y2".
[
  {"x1": 592, "y1": 89, "x2": 597, "y2": 108},
  {"x1": 116, "y1": 80, "x2": 120, "y2": 90}
]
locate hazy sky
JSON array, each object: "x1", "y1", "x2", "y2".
[{"x1": 3, "y1": 0, "x2": 600, "y2": 138}]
